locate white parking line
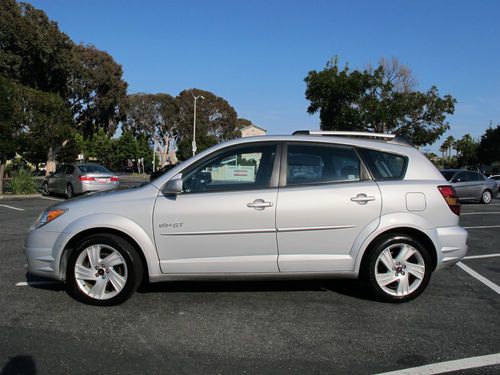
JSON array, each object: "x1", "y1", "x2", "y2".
[
  {"x1": 464, "y1": 253, "x2": 500, "y2": 260},
  {"x1": 376, "y1": 352, "x2": 500, "y2": 375},
  {"x1": 463, "y1": 225, "x2": 500, "y2": 229},
  {"x1": 16, "y1": 281, "x2": 60, "y2": 287},
  {"x1": 40, "y1": 196, "x2": 64, "y2": 201},
  {"x1": 0, "y1": 204, "x2": 25, "y2": 211},
  {"x1": 457, "y1": 262, "x2": 500, "y2": 295},
  {"x1": 461, "y1": 212, "x2": 500, "y2": 215}
]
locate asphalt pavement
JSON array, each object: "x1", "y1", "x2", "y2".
[{"x1": 0, "y1": 193, "x2": 499, "y2": 374}]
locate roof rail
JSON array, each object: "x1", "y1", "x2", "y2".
[{"x1": 292, "y1": 130, "x2": 413, "y2": 146}]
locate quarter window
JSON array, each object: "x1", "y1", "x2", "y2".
[
  {"x1": 286, "y1": 144, "x2": 361, "y2": 186},
  {"x1": 182, "y1": 144, "x2": 277, "y2": 193},
  {"x1": 358, "y1": 148, "x2": 408, "y2": 180}
]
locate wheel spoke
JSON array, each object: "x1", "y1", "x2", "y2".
[
  {"x1": 379, "y1": 249, "x2": 396, "y2": 270},
  {"x1": 89, "y1": 277, "x2": 108, "y2": 299},
  {"x1": 102, "y1": 251, "x2": 124, "y2": 268},
  {"x1": 396, "y1": 245, "x2": 416, "y2": 262},
  {"x1": 406, "y1": 263, "x2": 425, "y2": 280},
  {"x1": 375, "y1": 272, "x2": 398, "y2": 287},
  {"x1": 74, "y1": 264, "x2": 96, "y2": 281},
  {"x1": 107, "y1": 269, "x2": 126, "y2": 292},
  {"x1": 396, "y1": 275, "x2": 410, "y2": 296},
  {"x1": 86, "y1": 245, "x2": 101, "y2": 269}
]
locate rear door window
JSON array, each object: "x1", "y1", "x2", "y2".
[
  {"x1": 358, "y1": 148, "x2": 408, "y2": 180},
  {"x1": 286, "y1": 144, "x2": 361, "y2": 186}
]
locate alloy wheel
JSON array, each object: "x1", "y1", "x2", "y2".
[
  {"x1": 74, "y1": 244, "x2": 128, "y2": 300},
  {"x1": 374, "y1": 243, "x2": 425, "y2": 297}
]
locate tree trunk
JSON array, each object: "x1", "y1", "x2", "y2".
[
  {"x1": 45, "y1": 147, "x2": 56, "y2": 176},
  {"x1": 0, "y1": 161, "x2": 5, "y2": 195}
]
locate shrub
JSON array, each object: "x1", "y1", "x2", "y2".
[{"x1": 9, "y1": 169, "x2": 38, "y2": 195}]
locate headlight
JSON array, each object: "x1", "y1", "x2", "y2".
[{"x1": 33, "y1": 208, "x2": 67, "y2": 229}]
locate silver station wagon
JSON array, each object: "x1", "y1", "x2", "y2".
[{"x1": 25, "y1": 131, "x2": 468, "y2": 305}]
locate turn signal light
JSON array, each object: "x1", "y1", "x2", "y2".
[{"x1": 438, "y1": 185, "x2": 460, "y2": 216}]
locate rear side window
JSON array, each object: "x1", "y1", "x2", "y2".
[
  {"x1": 358, "y1": 148, "x2": 408, "y2": 180},
  {"x1": 286, "y1": 144, "x2": 361, "y2": 186},
  {"x1": 78, "y1": 165, "x2": 110, "y2": 173}
]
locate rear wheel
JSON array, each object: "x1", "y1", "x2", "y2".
[
  {"x1": 41, "y1": 182, "x2": 50, "y2": 196},
  {"x1": 65, "y1": 183, "x2": 74, "y2": 199},
  {"x1": 363, "y1": 234, "x2": 432, "y2": 302},
  {"x1": 66, "y1": 234, "x2": 143, "y2": 306},
  {"x1": 481, "y1": 190, "x2": 492, "y2": 204}
]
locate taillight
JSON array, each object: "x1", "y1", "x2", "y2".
[
  {"x1": 79, "y1": 176, "x2": 95, "y2": 181},
  {"x1": 110, "y1": 176, "x2": 119, "y2": 182},
  {"x1": 438, "y1": 185, "x2": 460, "y2": 216}
]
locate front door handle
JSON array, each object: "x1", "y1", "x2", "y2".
[
  {"x1": 350, "y1": 193, "x2": 376, "y2": 205},
  {"x1": 247, "y1": 199, "x2": 273, "y2": 210}
]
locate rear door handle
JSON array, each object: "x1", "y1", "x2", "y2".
[
  {"x1": 350, "y1": 193, "x2": 376, "y2": 205},
  {"x1": 247, "y1": 199, "x2": 273, "y2": 210}
]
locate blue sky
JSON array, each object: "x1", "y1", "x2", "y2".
[{"x1": 26, "y1": 0, "x2": 500, "y2": 152}]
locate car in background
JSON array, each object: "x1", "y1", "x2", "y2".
[
  {"x1": 440, "y1": 169, "x2": 498, "y2": 204},
  {"x1": 42, "y1": 163, "x2": 120, "y2": 199},
  {"x1": 489, "y1": 175, "x2": 500, "y2": 189}
]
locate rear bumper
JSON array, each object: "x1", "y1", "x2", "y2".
[
  {"x1": 435, "y1": 226, "x2": 468, "y2": 270},
  {"x1": 80, "y1": 181, "x2": 120, "y2": 194}
]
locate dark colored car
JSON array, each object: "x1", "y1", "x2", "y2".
[{"x1": 440, "y1": 169, "x2": 498, "y2": 204}]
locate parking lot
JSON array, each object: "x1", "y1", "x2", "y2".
[{"x1": 0, "y1": 195, "x2": 499, "y2": 374}]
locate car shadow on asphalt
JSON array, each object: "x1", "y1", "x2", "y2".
[{"x1": 137, "y1": 279, "x2": 378, "y2": 301}]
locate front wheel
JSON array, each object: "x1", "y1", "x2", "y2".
[
  {"x1": 66, "y1": 234, "x2": 143, "y2": 306},
  {"x1": 362, "y1": 234, "x2": 432, "y2": 303},
  {"x1": 481, "y1": 190, "x2": 492, "y2": 204}
]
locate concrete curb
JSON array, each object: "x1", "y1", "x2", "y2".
[{"x1": 0, "y1": 194, "x2": 42, "y2": 200}]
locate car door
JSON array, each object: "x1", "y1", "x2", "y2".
[
  {"x1": 49, "y1": 165, "x2": 64, "y2": 194},
  {"x1": 452, "y1": 171, "x2": 471, "y2": 199},
  {"x1": 276, "y1": 142, "x2": 382, "y2": 273},
  {"x1": 153, "y1": 142, "x2": 281, "y2": 274}
]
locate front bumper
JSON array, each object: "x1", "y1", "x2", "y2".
[
  {"x1": 435, "y1": 225, "x2": 468, "y2": 270},
  {"x1": 24, "y1": 228, "x2": 68, "y2": 281}
]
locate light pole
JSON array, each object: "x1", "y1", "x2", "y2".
[{"x1": 189, "y1": 90, "x2": 204, "y2": 156}]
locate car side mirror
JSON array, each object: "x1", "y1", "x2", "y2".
[{"x1": 162, "y1": 178, "x2": 183, "y2": 196}]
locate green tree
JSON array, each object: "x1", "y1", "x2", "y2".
[
  {"x1": 0, "y1": 77, "x2": 19, "y2": 193},
  {"x1": 478, "y1": 125, "x2": 500, "y2": 165},
  {"x1": 304, "y1": 57, "x2": 456, "y2": 147},
  {"x1": 0, "y1": 0, "x2": 74, "y2": 96},
  {"x1": 69, "y1": 44, "x2": 128, "y2": 138},
  {"x1": 455, "y1": 134, "x2": 479, "y2": 167},
  {"x1": 123, "y1": 93, "x2": 178, "y2": 167},
  {"x1": 175, "y1": 89, "x2": 241, "y2": 160}
]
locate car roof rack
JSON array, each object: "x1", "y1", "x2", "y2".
[{"x1": 292, "y1": 130, "x2": 413, "y2": 146}]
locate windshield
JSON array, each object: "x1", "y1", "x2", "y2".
[{"x1": 440, "y1": 171, "x2": 455, "y2": 181}]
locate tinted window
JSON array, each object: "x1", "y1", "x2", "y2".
[
  {"x1": 469, "y1": 172, "x2": 484, "y2": 182},
  {"x1": 286, "y1": 144, "x2": 361, "y2": 186},
  {"x1": 358, "y1": 148, "x2": 407, "y2": 180},
  {"x1": 65, "y1": 165, "x2": 75, "y2": 174},
  {"x1": 77, "y1": 165, "x2": 110, "y2": 173},
  {"x1": 182, "y1": 144, "x2": 276, "y2": 193},
  {"x1": 441, "y1": 171, "x2": 456, "y2": 181},
  {"x1": 454, "y1": 172, "x2": 468, "y2": 182}
]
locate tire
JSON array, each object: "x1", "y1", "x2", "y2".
[
  {"x1": 65, "y1": 184, "x2": 74, "y2": 199},
  {"x1": 66, "y1": 234, "x2": 143, "y2": 306},
  {"x1": 481, "y1": 190, "x2": 492, "y2": 204},
  {"x1": 362, "y1": 234, "x2": 432, "y2": 303},
  {"x1": 42, "y1": 182, "x2": 50, "y2": 196}
]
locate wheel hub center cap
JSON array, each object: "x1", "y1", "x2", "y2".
[{"x1": 97, "y1": 268, "x2": 105, "y2": 276}]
